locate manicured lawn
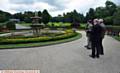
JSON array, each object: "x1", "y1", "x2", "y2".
[
  {"x1": 80, "y1": 23, "x2": 86, "y2": 29},
  {"x1": 48, "y1": 22, "x2": 71, "y2": 27},
  {"x1": 19, "y1": 22, "x2": 71, "y2": 27},
  {"x1": 18, "y1": 22, "x2": 86, "y2": 30}
]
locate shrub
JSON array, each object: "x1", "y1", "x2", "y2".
[
  {"x1": 106, "y1": 25, "x2": 120, "y2": 36},
  {"x1": 65, "y1": 29, "x2": 74, "y2": 33},
  {"x1": 6, "y1": 21, "x2": 16, "y2": 30},
  {"x1": 104, "y1": 16, "x2": 113, "y2": 25},
  {"x1": 0, "y1": 32, "x2": 78, "y2": 44}
]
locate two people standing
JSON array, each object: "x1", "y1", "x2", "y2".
[{"x1": 85, "y1": 19, "x2": 106, "y2": 58}]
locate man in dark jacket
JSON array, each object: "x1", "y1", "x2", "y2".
[
  {"x1": 99, "y1": 19, "x2": 106, "y2": 55},
  {"x1": 90, "y1": 19, "x2": 103, "y2": 58}
]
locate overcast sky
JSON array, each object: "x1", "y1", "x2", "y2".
[{"x1": 0, "y1": 0, "x2": 120, "y2": 16}]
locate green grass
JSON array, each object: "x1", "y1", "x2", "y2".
[
  {"x1": 19, "y1": 22, "x2": 71, "y2": 27},
  {"x1": 48, "y1": 22, "x2": 71, "y2": 27},
  {"x1": 18, "y1": 22, "x2": 86, "y2": 29},
  {"x1": 113, "y1": 36, "x2": 120, "y2": 41},
  {"x1": 0, "y1": 33, "x2": 81, "y2": 49},
  {"x1": 0, "y1": 32, "x2": 5, "y2": 34},
  {"x1": 80, "y1": 23, "x2": 86, "y2": 27},
  {"x1": 0, "y1": 32, "x2": 10, "y2": 34}
]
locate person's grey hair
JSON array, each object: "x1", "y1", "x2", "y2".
[
  {"x1": 93, "y1": 19, "x2": 99, "y2": 25},
  {"x1": 99, "y1": 19, "x2": 104, "y2": 23},
  {"x1": 94, "y1": 19, "x2": 99, "y2": 22}
]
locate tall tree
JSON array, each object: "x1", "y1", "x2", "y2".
[
  {"x1": 63, "y1": 10, "x2": 85, "y2": 23},
  {"x1": 113, "y1": 6, "x2": 120, "y2": 25},
  {"x1": 13, "y1": 12, "x2": 24, "y2": 21},
  {"x1": 105, "y1": 1, "x2": 117, "y2": 16},
  {"x1": 0, "y1": 10, "x2": 12, "y2": 23},
  {"x1": 38, "y1": 11, "x2": 42, "y2": 23},
  {"x1": 23, "y1": 11, "x2": 34, "y2": 23},
  {"x1": 95, "y1": 7, "x2": 109, "y2": 18},
  {"x1": 86, "y1": 8, "x2": 95, "y2": 21},
  {"x1": 42, "y1": 9, "x2": 51, "y2": 24}
]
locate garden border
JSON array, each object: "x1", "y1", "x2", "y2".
[{"x1": 0, "y1": 33, "x2": 81, "y2": 49}]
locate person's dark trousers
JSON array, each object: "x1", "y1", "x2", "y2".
[
  {"x1": 91, "y1": 40, "x2": 101, "y2": 58},
  {"x1": 100, "y1": 38, "x2": 104, "y2": 55},
  {"x1": 91, "y1": 41, "x2": 96, "y2": 57},
  {"x1": 96, "y1": 41, "x2": 101, "y2": 57}
]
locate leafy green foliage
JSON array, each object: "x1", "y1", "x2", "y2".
[
  {"x1": 0, "y1": 31, "x2": 78, "y2": 44},
  {"x1": 95, "y1": 7, "x2": 109, "y2": 18},
  {"x1": 42, "y1": 9, "x2": 51, "y2": 24},
  {"x1": 104, "y1": 16, "x2": 113, "y2": 25},
  {"x1": 113, "y1": 7, "x2": 120, "y2": 25},
  {"x1": 0, "y1": 33, "x2": 81, "y2": 49},
  {"x1": 114, "y1": 36, "x2": 120, "y2": 41},
  {"x1": 63, "y1": 10, "x2": 85, "y2": 23},
  {"x1": 6, "y1": 21, "x2": 16, "y2": 30},
  {"x1": 0, "y1": 10, "x2": 12, "y2": 23},
  {"x1": 85, "y1": 1, "x2": 119, "y2": 25},
  {"x1": 86, "y1": 8, "x2": 95, "y2": 20},
  {"x1": 105, "y1": 1, "x2": 117, "y2": 16}
]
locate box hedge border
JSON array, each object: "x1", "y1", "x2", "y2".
[{"x1": 0, "y1": 32, "x2": 78, "y2": 44}]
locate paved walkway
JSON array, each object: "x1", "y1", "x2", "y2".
[{"x1": 0, "y1": 31, "x2": 120, "y2": 73}]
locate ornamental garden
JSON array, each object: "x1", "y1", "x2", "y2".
[{"x1": 0, "y1": 12, "x2": 81, "y2": 49}]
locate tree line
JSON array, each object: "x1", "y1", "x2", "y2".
[
  {"x1": 86, "y1": 1, "x2": 120, "y2": 25},
  {"x1": 0, "y1": 1, "x2": 120, "y2": 25}
]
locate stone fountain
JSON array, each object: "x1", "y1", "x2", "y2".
[{"x1": 30, "y1": 11, "x2": 44, "y2": 36}]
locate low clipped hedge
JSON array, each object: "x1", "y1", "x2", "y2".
[
  {"x1": 106, "y1": 25, "x2": 120, "y2": 31},
  {"x1": 0, "y1": 32, "x2": 78, "y2": 45},
  {"x1": 106, "y1": 25, "x2": 120, "y2": 36},
  {"x1": 0, "y1": 32, "x2": 64, "y2": 39}
]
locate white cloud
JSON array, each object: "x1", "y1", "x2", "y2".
[
  {"x1": 0, "y1": 0, "x2": 119, "y2": 16},
  {"x1": 10, "y1": 2, "x2": 57, "y2": 12},
  {"x1": 48, "y1": 0, "x2": 107, "y2": 16},
  {"x1": 0, "y1": 0, "x2": 57, "y2": 14},
  {"x1": 0, "y1": 0, "x2": 10, "y2": 11},
  {"x1": 33, "y1": 2, "x2": 57, "y2": 11}
]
